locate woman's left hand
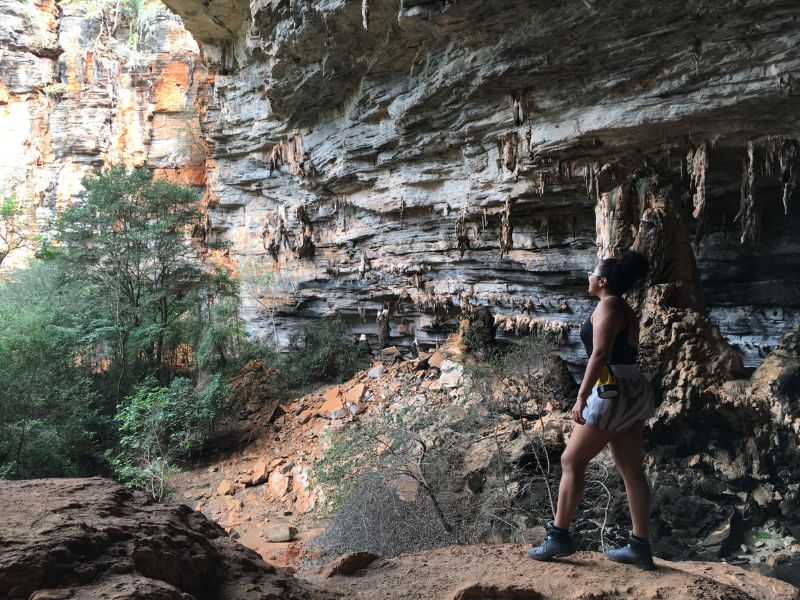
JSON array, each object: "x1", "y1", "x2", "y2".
[{"x1": 571, "y1": 396, "x2": 588, "y2": 425}]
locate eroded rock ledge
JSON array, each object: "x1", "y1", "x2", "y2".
[{"x1": 0, "y1": 477, "x2": 337, "y2": 599}]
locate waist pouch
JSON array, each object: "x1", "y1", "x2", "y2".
[{"x1": 595, "y1": 365, "x2": 618, "y2": 399}]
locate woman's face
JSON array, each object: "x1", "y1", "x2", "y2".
[{"x1": 587, "y1": 264, "x2": 605, "y2": 297}]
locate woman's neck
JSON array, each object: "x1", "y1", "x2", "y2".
[{"x1": 596, "y1": 290, "x2": 621, "y2": 301}]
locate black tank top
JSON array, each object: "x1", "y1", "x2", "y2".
[{"x1": 579, "y1": 299, "x2": 638, "y2": 365}]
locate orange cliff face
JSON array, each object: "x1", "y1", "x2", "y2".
[{"x1": 0, "y1": 1, "x2": 211, "y2": 269}]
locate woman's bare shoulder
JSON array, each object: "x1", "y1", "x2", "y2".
[{"x1": 592, "y1": 297, "x2": 626, "y2": 323}]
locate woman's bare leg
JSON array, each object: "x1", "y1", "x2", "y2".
[
  {"x1": 608, "y1": 422, "x2": 650, "y2": 538},
  {"x1": 554, "y1": 424, "x2": 619, "y2": 529}
]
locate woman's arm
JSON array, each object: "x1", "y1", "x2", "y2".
[{"x1": 571, "y1": 299, "x2": 624, "y2": 424}]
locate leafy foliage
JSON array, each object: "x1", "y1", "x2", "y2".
[
  {"x1": 108, "y1": 376, "x2": 228, "y2": 500},
  {"x1": 56, "y1": 167, "x2": 226, "y2": 387},
  {"x1": 0, "y1": 168, "x2": 374, "y2": 499},
  {"x1": 0, "y1": 168, "x2": 245, "y2": 494},
  {"x1": 284, "y1": 318, "x2": 370, "y2": 388},
  {"x1": 0, "y1": 262, "x2": 100, "y2": 478},
  {"x1": 0, "y1": 195, "x2": 36, "y2": 268}
]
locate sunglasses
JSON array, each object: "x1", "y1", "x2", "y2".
[{"x1": 587, "y1": 271, "x2": 604, "y2": 278}]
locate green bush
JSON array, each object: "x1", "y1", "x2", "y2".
[
  {"x1": 42, "y1": 82, "x2": 68, "y2": 98},
  {"x1": 285, "y1": 318, "x2": 369, "y2": 388},
  {"x1": 108, "y1": 376, "x2": 228, "y2": 500}
]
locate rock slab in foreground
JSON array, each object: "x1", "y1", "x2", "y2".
[
  {"x1": 303, "y1": 544, "x2": 799, "y2": 600},
  {"x1": 0, "y1": 477, "x2": 338, "y2": 600}
]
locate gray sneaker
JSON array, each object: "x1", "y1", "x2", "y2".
[
  {"x1": 604, "y1": 533, "x2": 656, "y2": 570},
  {"x1": 527, "y1": 522, "x2": 575, "y2": 561}
]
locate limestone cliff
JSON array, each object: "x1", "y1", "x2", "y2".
[
  {"x1": 0, "y1": 0, "x2": 206, "y2": 269},
  {"x1": 157, "y1": 0, "x2": 799, "y2": 378}
]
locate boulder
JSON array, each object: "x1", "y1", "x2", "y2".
[
  {"x1": 217, "y1": 480, "x2": 235, "y2": 496},
  {"x1": 262, "y1": 522, "x2": 298, "y2": 542},
  {"x1": 250, "y1": 461, "x2": 269, "y2": 486},
  {"x1": 438, "y1": 359, "x2": 464, "y2": 389},
  {"x1": 0, "y1": 478, "x2": 334, "y2": 599}
]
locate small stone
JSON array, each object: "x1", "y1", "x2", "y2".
[
  {"x1": 250, "y1": 461, "x2": 269, "y2": 486},
  {"x1": 464, "y1": 439, "x2": 496, "y2": 474},
  {"x1": 269, "y1": 470, "x2": 291, "y2": 497},
  {"x1": 428, "y1": 350, "x2": 444, "y2": 369},
  {"x1": 320, "y1": 388, "x2": 345, "y2": 418},
  {"x1": 297, "y1": 409, "x2": 316, "y2": 424},
  {"x1": 368, "y1": 365, "x2": 385, "y2": 379},
  {"x1": 321, "y1": 552, "x2": 380, "y2": 578},
  {"x1": 438, "y1": 359, "x2": 464, "y2": 388},
  {"x1": 217, "y1": 480, "x2": 235, "y2": 496},
  {"x1": 344, "y1": 383, "x2": 366, "y2": 404}
]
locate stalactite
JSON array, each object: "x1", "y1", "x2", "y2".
[
  {"x1": 499, "y1": 197, "x2": 514, "y2": 258},
  {"x1": 293, "y1": 204, "x2": 314, "y2": 259},
  {"x1": 760, "y1": 135, "x2": 784, "y2": 177},
  {"x1": 497, "y1": 133, "x2": 518, "y2": 173},
  {"x1": 191, "y1": 211, "x2": 211, "y2": 244},
  {"x1": 584, "y1": 162, "x2": 594, "y2": 199},
  {"x1": 376, "y1": 305, "x2": 390, "y2": 349},
  {"x1": 736, "y1": 141, "x2": 759, "y2": 245},
  {"x1": 268, "y1": 144, "x2": 284, "y2": 173},
  {"x1": 688, "y1": 143, "x2": 708, "y2": 249},
  {"x1": 511, "y1": 90, "x2": 531, "y2": 126},
  {"x1": 358, "y1": 250, "x2": 370, "y2": 278},
  {"x1": 492, "y1": 314, "x2": 571, "y2": 342},
  {"x1": 361, "y1": 0, "x2": 369, "y2": 31},
  {"x1": 455, "y1": 208, "x2": 470, "y2": 257},
  {"x1": 269, "y1": 136, "x2": 309, "y2": 177},
  {"x1": 263, "y1": 218, "x2": 289, "y2": 261},
  {"x1": 523, "y1": 297, "x2": 533, "y2": 314},
  {"x1": 780, "y1": 139, "x2": 798, "y2": 214}
]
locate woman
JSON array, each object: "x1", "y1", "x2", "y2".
[{"x1": 527, "y1": 250, "x2": 655, "y2": 569}]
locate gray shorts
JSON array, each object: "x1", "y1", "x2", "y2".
[{"x1": 581, "y1": 364, "x2": 656, "y2": 432}]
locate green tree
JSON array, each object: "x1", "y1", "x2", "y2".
[
  {"x1": 56, "y1": 167, "x2": 225, "y2": 389},
  {"x1": 0, "y1": 196, "x2": 34, "y2": 269}
]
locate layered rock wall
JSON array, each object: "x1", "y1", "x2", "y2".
[
  {"x1": 163, "y1": 0, "x2": 800, "y2": 373},
  {"x1": 3, "y1": 0, "x2": 799, "y2": 375}
]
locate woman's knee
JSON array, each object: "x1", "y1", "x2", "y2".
[{"x1": 561, "y1": 451, "x2": 587, "y2": 474}]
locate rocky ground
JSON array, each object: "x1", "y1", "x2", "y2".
[
  {"x1": 302, "y1": 545, "x2": 799, "y2": 600},
  {"x1": 168, "y1": 327, "x2": 800, "y2": 587},
  {"x1": 170, "y1": 341, "x2": 473, "y2": 569},
  {"x1": 1, "y1": 477, "x2": 798, "y2": 600}
]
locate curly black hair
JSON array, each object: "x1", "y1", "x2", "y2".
[{"x1": 597, "y1": 250, "x2": 649, "y2": 295}]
